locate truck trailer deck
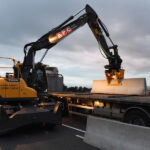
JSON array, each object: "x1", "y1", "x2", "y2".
[
  {"x1": 51, "y1": 92, "x2": 150, "y2": 105},
  {"x1": 50, "y1": 92, "x2": 150, "y2": 127}
]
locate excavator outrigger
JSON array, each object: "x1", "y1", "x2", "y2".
[{"x1": 0, "y1": 4, "x2": 124, "y2": 135}]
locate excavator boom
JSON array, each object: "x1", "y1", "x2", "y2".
[{"x1": 21, "y1": 4, "x2": 124, "y2": 87}]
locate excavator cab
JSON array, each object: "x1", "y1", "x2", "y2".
[
  {"x1": 13, "y1": 62, "x2": 48, "y2": 97},
  {"x1": 31, "y1": 63, "x2": 48, "y2": 95}
]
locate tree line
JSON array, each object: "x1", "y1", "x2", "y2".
[{"x1": 63, "y1": 85, "x2": 91, "y2": 92}]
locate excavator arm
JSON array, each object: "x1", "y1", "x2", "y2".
[
  {"x1": 85, "y1": 5, "x2": 124, "y2": 85},
  {"x1": 21, "y1": 4, "x2": 124, "y2": 86},
  {"x1": 22, "y1": 13, "x2": 87, "y2": 81}
]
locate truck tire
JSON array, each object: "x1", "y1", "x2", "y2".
[{"x1": 124, "y1": 108, "x2": 150, "y2": 127}]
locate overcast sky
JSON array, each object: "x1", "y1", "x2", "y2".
[{"x1": 0, "y1": 0, "x2": 150, "y2": 87}]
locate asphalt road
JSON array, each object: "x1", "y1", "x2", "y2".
[{"x1": 0, "y1": 115, "x2": 100, "y2": 150}]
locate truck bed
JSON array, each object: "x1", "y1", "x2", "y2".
[{"x1": 50, "y1": 92, "x2": 150, "y2": 106}]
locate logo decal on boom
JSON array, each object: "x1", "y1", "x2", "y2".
[
  {"x1": 66, "y1": 27, "x2": 72, "y2": 33},
  {"x1": 56, "y1": 26, "x2": 72, "y2": 39},
  {"x1": 56, "y1": 32, "x2": 63, "y2": 39}
]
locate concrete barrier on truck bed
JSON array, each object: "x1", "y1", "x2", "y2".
[
  {"x1": 91, "y1": 78, "x2": 148, "y2": 95},
  {"x1": 84, "y1": 116, "x2": 150, "y2": 150}
]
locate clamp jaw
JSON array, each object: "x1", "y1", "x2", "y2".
[{"x1": 105, "y1": 69, "x2": 124, "y2": 85}]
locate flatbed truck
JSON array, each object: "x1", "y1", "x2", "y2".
[{"x1": 50, "y1": 92, "x2": 150, "y2": 127}]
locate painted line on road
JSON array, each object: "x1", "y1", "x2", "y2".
[
  {"x1": 62, "y1": 124, "x2": 85, "y2": 133},
  {"x1": 76, "y1": 134, "x2": 84, "y2": 139}
]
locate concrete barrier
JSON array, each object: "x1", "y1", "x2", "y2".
[
  {"x1": 84, "y1": 116, "x2": 150, "y2": 150},
  {"x1": 91, "y1": 78, "x2": 148, "y2": 95}
]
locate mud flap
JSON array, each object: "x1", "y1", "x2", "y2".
[{"x1": 0, "y1": 101, "x2": 62, "y2": 135}]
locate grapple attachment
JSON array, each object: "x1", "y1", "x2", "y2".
[{"x1": 105, "y1": 69, "x2": 124, "y2": 85}]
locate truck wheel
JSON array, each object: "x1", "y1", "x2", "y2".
[{"x1": 124, "y1": 109, "x2": 150, "y2": 127}]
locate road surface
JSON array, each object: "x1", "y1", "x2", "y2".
[{"x1": 0, "y1": 115, "x2": 100, "y2": 150}]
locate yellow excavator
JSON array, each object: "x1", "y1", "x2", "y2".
[{"x1": 0, "y1": 4, "x2": 124, "y2": 134}]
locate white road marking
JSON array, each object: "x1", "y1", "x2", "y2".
[
  {"x1": 62, "y1": 124, "x2": 85, "y2": 133},
  {"x1": 76, "y1": 134, "x2": 84, "y2": 139}
]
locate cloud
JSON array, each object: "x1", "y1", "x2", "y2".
[{"x1": 0, "y1": 0, "x2": 150, "y2": 87}]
